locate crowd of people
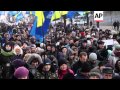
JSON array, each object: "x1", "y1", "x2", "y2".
[{"x1": 1, "y1": 17, "x2": 120, "y2": 79}]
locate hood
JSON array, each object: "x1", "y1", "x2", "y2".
[
  {"x1": 36, "y1": 47, "x2": 45, "y2": 54},
  {"x1": 1, "y1": 49, "x2": 14, "y2": 57},
  {"x1": 27, "y1": 53, "x2": 43, "y2": 65}
]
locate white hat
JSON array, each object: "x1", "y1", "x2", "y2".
[{"x1": 89, "y1": 53, "x2": 97, "y2": 61}]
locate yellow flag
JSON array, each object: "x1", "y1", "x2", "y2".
[
  {"x1": 51, "y1": 11, "x2": 61, "y2": 21},
  {"x1": 60, "y1": 11, "x2": 68, "y2": 15},
  {"x1": 35, "y1": 11, "x2": 45, "y2": 27}
]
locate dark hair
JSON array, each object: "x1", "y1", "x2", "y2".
[
  {"x1": 98, "y1": 61, "x2": 105, "y2": 67},
  {"x1": 30, "y1": 58, "x2": 40, "y2": 64},
  {"x1": 79, "y1": 52, "x2": 87, "y2": 57},
  {"x1": 115, "y1": 59, "x2": 120, "y2": 73}
]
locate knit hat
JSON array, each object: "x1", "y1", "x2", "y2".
[
  {"x1": 102, "y1": 67, "x2": 113, "y2": 74},
  {"x1": 14, "y1": 66, "x2": 29, "y2": 79},
  {"x1": 115, "y1": 45, "x2": 120, "y2": 50},
  {"x1": 89, "y1": 53, "x2": 97, "y2": 61},
  {"x1": 43, "y1": 58, "x2": 51, "y2": 65},
  {"x1": 58, "y1": 59, "x2": 67, "y2": 67},
  {"x1": 12, "y1": 59, "x2": 26, "y2": 69}
]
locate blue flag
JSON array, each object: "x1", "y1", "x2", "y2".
[
  {"x1": 30, "y1": 11, "x2": 51, "y2": 42},
  {"x1": 67, "y1": 11, "x2": 76, "y2": 19},
  {"x1": 8, "y1": 11, "x2": 18, "y2": 16},
  {"x1": 15, "y1": 12, "x2": 24, "y2": 22},
  {"x1": 26, "y1": 11, "x2": 35, "y2": 15}
]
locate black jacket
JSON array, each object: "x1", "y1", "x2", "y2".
[{"x1": 71, "y1": 60, "x2": 84, "y2": 74}]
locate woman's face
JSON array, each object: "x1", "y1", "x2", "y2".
[
  {"x1": 31, "y1": 61, "x2": 39, "y2": 67},
  {"x1": 60, "y1": 64, "x2": 67, "y2": 70}
]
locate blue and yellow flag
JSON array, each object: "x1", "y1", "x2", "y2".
[
  {"x1": 30, "y1": 11, "x2": 51, "y2": 42},
  {"x1": 51, "y1": 11, "x2": 68, "y2": 21},
  {"x1": 35, "y1": 11, "x2": 45, "y2": 27}
]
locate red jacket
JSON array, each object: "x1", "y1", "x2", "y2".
[{"x1": 57, "y1": 69, "x2": 74, "y2": 79}]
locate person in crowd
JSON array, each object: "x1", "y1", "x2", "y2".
[
  {"x1": 35, "y1": 58, "x2": 58, "y2": 79},
  {"x1": 13, "y1": 66, "x2": 29, "y2": 79},
  {"x1": 57, "y1": 59, "x2": 74, "y2": 79},
  {"x1": 89, "y1": 71, "x2": 101, "y2": 79},
  {"x1": 72, "y1": 52, "x2": 92, "y2": 74},
  {"x1": 75, "y1": 62, "x2": 92, "y2": 79},
  {"x1": 102, "y1": 67, "x2": 113, "y2": 79},
  {"x1": 108, "y1": 45, "x2": 120, "y2": 68}
]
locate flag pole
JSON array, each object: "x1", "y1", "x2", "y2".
[{"x1": 41, "y1": 11, "x2": 45, "y2": 61}]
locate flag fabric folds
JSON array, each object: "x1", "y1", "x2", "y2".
[
  {"x1": 14, "y1": 11, "x2": 24, "y2": 22},
  {"x1": 35, "y1": 11, "x2": 45, "y2": 27},
  {"x1": 30, "y1": 11, "x2": 51, "y2": 42}
]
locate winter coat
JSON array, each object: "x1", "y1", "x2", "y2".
[
  {"x1": 71, "y1": 60, "x2": 92, "y2": 74},
  {"x1": 97, "y1": 49, "x2": 109, "y2": 63},
  {"x1": 35, "y1": 70, "x2": 58, "y2": 79},
  {"x1": 34, "y1": 64, "x2": 58, "y2": 79},
  {"x1": 75, "y1": 70, "x2": 89, "y2": 79},
  {"x1": 57, "y1": 69, "x2": 74, "y2": 79},
  {"x1": 27, "y1": 53, "x2": 43, "y2": 76},
  {"x1": 108, "y1": 52, "x2": 120, "y2": 68},
  {"x1": 0, "y1": 49, "x2": 14, "y2": 65}
]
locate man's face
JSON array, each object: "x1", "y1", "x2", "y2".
[
  {"x1": 89, "y1": 76, "x2": 100, "y2": 79},
  {"x1": 98, "y1": 44, "x2": 104, "y2": 49},
  {"x1": 69, "y1": 54, "x2": 74, "y2": 60},
  {"x1": 62, "y1": 48, "x2": 67, "y2": 53},
  {"x1": 103, "y1": 73, "x2": 113, "y2": 79},
  {"x1": 31, "y1": 47, "x2": 36, "y2": 53},
  {"x1": 80, "y1": 55, "x2": 88, "y2": 62},
  {"x1": 43, "y1": 65, "x2": 51, "y2": 72}
]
